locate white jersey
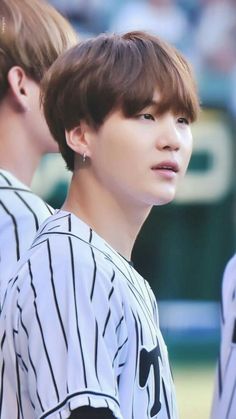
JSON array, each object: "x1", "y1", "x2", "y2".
[
  {"x1": 211, "y1": 254, "x2": 236, "y2": 419},
  {"x1": 0, "y1": 169, "x2": 53, "y2": 306},
  {"x1": 0, "y1": 210, "x2": 178, "y2": 419}
]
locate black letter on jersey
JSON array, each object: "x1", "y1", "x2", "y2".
[{"x1": 139, "y1": 345, "x2": 161, "y2": 417}]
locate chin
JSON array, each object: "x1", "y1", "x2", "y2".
[{"x1": 152, "y1": 192, "x2": 176, "y2": 206}]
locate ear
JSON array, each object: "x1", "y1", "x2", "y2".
[
  {"x1": 7, "y1": 66, "x2": 31, "y2": 111},
  {"x1": 65, "y1": 121, "x2": 93, "y2": 159}
]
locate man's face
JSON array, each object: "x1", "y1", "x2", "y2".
[{"x1": 81, "y1": 90, "x2": 193, "y2": 210}]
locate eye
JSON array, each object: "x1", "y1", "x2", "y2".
[
  {"x1": 177, "y1": 117, "x2": 189, "y2": 125},
  {"x1": 138, "y1": 113, "x2": 155, "y2": 121}
]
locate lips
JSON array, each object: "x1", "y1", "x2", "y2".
[{"x1": 151, "y1": 161, "x2": 179, "y2": 173}]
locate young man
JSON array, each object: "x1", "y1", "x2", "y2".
[
  {"x1": 0, "y1": 31, "x2": 199, "y2": 418},
  {"x1": 0, "y1": 0, "x2": 77, "y2": 306},
  {"x1": 211, "y1": 254, "x2": 236, "y2": 419}
]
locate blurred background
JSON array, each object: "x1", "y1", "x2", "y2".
[{"x1": 32, "y1": 0, "x2": 236, "y2": 417}]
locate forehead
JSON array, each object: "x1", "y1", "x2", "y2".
[{"x1": 145, "y1": 89, "x2": 162, "y2": 108}]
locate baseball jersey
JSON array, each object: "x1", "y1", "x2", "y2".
[
  {"x1": 211, "y1": 254, "x2": 236, "y2": 419},
  {"x1": 0, "y1": 169, "x2": 53, "y2": 307},
  {"x1": 0, "y1": 210, "x2": 178, "y2": 419}
]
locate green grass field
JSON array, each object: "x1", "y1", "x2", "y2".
[
  {"x1": 173, "y1": 362, "x2": 215, "y2": 419},
  {"x1": 163, "y1": 324, "x2": 219, "y2": 418}
]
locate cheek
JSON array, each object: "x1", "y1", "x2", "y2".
[
  {"x1": 183, "y1": 134, "x2": 193, "y2": 162},
  {"x1": 101, "y1": 133, "x2": 136, "y2": 163},
  {"x1": 185, "y1": 144, "x2": 193, "y2": 163},
  {"x1": 183, "y1": 150, "x2": 192, "y2": 176}
]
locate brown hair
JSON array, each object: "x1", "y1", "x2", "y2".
[
  {"x1": 0, "y1": 0, "x2": 77, "y2": 101},
  {"x1": 42, "y1": 31, "x2": 200, "y2": 171}
]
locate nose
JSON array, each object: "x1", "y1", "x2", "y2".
[{"x1": 156, "y1": 116, "x2": 180, "y2": 151}]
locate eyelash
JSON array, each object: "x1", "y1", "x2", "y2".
[
  {"x1": 138, "y1": 114, "x2": 190, "y2": 125},
  {"x1": 177, "y1": 117, "x2": 189, "y2": 125},
  {"x1": 138, "y1": 113, "x2": 155, "y2": 121}
]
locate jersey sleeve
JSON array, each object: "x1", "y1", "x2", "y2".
[
  {"x1": 14, "y1": 235, "x2": 128, "y2": 419},
  {"x1": 211, "y1": 254, "x2": 236, "y2": 419}
]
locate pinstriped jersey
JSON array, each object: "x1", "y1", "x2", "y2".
[
  {"x1": 0, "y1": 210, "x2": 178, "y2": 419},
  {"x1": 211, "y1": 254, "x2": 236, "y2": 419},
  {"x1": 0, "y1": 169, "x2": 53, "y2": 307}
]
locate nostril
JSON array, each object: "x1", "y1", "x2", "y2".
[{"x1": 163, "y1": 144, "x2": 179, "y2": 151}]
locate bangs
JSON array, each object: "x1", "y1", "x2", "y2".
[
  {"x1": 57, "y1": 33, "x2": 199, "y2": 131},
  {"x1": 113, "y1": 34, "x2": 199, "y2": 122},
  {"x1": 121, "y1": 67, "x2": 198, "y2": 122}
]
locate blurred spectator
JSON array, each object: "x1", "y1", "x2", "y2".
[
  {"x1": 48, "y1": 0, "x2": 236, "y2": 117},
  {"x1": 109, "y1": 0, "x2": 190, "y2": 49},
  {"x1": 48, "y1": 0, "x2": 92, "y2": 35},
  {"x1": 195, "y1": 0, "x2": 236, "y2": 113},
  {"x1": 196, "y1": 0, "x2": 236, "y2": 73},
  {"x1": 49, "y1": 0, "x2": 80, "y2": 15},
  {"x1": 49, "y1": 0, "x2": 118, "y2": 34}
]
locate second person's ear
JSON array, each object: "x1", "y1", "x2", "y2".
[{"x1": 7, "y1": 66, "x2": 32, "y2": 112}]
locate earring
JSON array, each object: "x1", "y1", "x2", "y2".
[{"x1": 82, "y1": 152, "x2": 86, "y2": 163}]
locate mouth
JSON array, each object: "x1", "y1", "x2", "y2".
[{"x1": 151, "y1": 161, "x2": 179, "y2": 173}]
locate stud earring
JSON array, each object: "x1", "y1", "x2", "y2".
[{"x1": 82, "y1": 152, "x2": 86, "y2": 163}]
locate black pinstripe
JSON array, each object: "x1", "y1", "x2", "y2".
[
  {"x1": 0, "y1": 170, "x2": 53, "y2": 308},
  {"x1": 0, "y1": 199, "x2": 20, "y2": 260},
  {"x1": 68, "y1": 235, "x2": 88, "y2": 389},
  {"x1": 28, "y1": 260, "x2": 60, "y2": 403},
  {"x1": 46, "y1": 240, "x2": 68, "y2": 350}
]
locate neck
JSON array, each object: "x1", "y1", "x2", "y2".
[
  {"x1": 0, "y1": 111, "x2": 40, "y2": 186},
  {"x1": 62, "y1": 170, "x2": 151, "y2": 260}
]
